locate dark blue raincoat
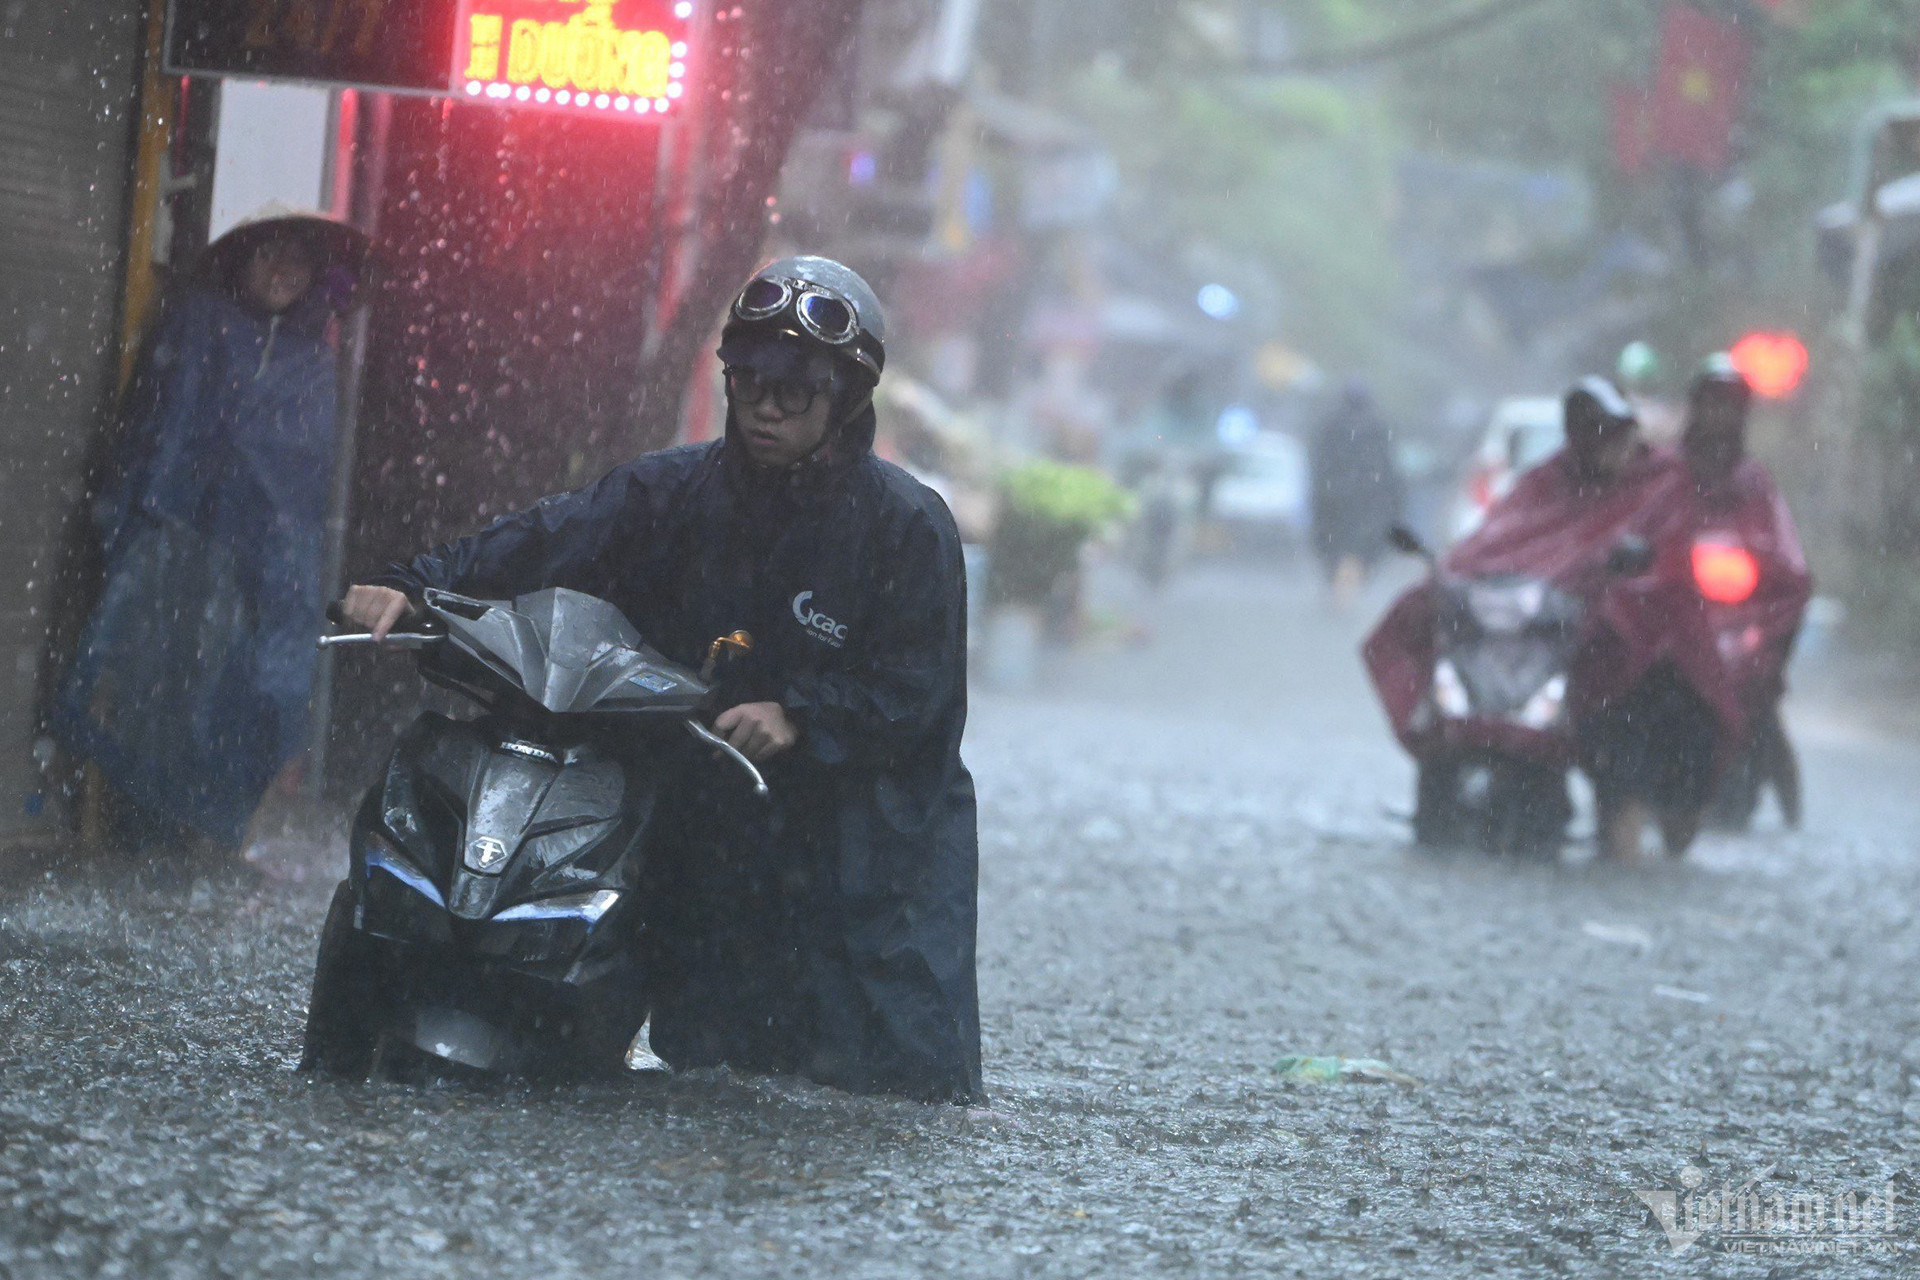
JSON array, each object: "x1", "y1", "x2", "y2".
[
  {"x1": 380, "y1": 407, "x2": 984, "y2": 1105},
  {"x1": 53, "y1": 285, "x2": 338, "y2": 845}
]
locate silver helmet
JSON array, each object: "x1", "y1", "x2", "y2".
[{"x1": 719, "y1": 255, "x2": 886, "y2": 383}]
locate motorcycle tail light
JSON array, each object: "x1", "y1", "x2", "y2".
[{"x1": 1692, "y1": 539, "x2": 1760, "y2": 605}]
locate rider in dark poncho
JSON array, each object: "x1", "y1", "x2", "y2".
[{"x1": 346, "y1": 257, "x2": 983, "y2": 1105}]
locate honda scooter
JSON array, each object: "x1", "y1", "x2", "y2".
[
  {"x1": 1370, "y1": 526, "x2": 1592, "y2": 855},
  {"x1": 299, "y1": 586, "x2": 765, "y2": 1078}
]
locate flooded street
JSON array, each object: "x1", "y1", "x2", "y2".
[{"x1": 4, "y1": 561, "x2": 1919, "y2": 1277}]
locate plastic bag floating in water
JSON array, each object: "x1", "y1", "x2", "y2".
[{"x1": 1273, "y1": 1055, "x2": 1421, "y2": 1087}]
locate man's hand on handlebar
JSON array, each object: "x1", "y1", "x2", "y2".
[
  {"x1": 713, "y1": 702, "x2": 798, "y2": 762},
  {"x1": 339, "y1": 585, "x2": 416, "y2": 641}
]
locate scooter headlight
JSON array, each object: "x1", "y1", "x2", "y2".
[
  {"x1": 1433, "y1": 659, "x2": 1472, "y2": 719},
  {"x1": 364, "y1": 831, "x2": 445, "y2": 908},
  {"x1": 1516, "y1": 673, "x2": 1568, "y2": 731},
  {"x1": 491, "y1": 889, "x2": 620, "y2": 925}
]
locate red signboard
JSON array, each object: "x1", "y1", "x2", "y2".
[
  {"x1": 166, "y1": 0, "x2": 691, "y2": 119},
  {"x1": 454, "y1": 0, "x2": 692, "y2": 117}
]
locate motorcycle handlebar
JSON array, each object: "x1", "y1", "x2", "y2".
[
  {"x1": 321, "y1": 596, "x2": 443, "y2": 648},
  {"x1": 683, "y1": 720, "x2": 771, "y2": 799},
  {"x1": 317, "y1": 603, "x2": 769, "y2": 796},
  {"x1": 315, "y1": 632, "x2": 445, "y2": 649}
]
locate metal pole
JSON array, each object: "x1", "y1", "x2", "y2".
[
  {"x1": 304, "y1": 90, "x2": 389, "y2": 801},
  {"x1": 305, "y1": 299, "x2": 371, "y2": 800}
]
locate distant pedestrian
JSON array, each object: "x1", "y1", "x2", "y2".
[
  {"x1": 1309, "y1": 380, "x2": 1403, "y2": 605},
  {"x1": 52, "y1": 209, "x2": 367, "y2": 858},
  {"x1": 1133, "y1": 454, "x2": 1183, "y2": 593}
]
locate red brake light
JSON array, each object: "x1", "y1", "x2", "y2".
[
  {"x1": 1729, "y1": 330, "x2": 1808, "y2": 400},
  {"x1": 1692, "y1": 539, "x2": 1759, "y2": 604}
]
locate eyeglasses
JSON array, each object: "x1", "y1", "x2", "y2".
[
  {"x1": 731, "y1": 277, "x2": 860, "y2": 346},
  {"x1": 725, "y1": 366, "x2": 826, "y2": 415}
]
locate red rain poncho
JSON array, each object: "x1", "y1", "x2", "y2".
[
  {"x1": 1364, "y1": 445, "x2": 1740, "y2": 760},
  {"x1": 1644, "y1": 459, "x2": 1812, "y2": 711}
]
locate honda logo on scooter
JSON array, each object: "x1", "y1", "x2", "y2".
[{"x1": 792, "y1": 591, "x2": 848, "y2": 647}]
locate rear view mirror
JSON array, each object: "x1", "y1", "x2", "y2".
[
  {"x1": 1607, "y1": 535, "x2": 1655, "y2": 576},
  {"x1": 1387, "y1": 524, "x2": 1432, "y2": 560},
  {"x1": 699, "y1": 630, "x2": 754, "y2": 682}
]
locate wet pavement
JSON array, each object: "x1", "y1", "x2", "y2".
[{"x1": 4, "y1": 560, "x2": 1919, "y2": 1277}]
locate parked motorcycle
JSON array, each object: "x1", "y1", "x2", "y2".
[
  {"x1": 299, "y1": 586, "x2": 766, "y2": 1078},
  {"x1": 1372, "y1": 526, "x2": 1589, "y2": 855}
]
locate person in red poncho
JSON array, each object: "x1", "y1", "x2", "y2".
[{"x1": 1664, "y1": 358, "x2": 1814, "y2": 829}]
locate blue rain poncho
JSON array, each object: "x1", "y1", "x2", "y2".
[{"x1": 53, "y1": 275, "x2": 341, "y2": 846}]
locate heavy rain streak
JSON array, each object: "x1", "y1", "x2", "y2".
[{"x1": 6, "y1": 0, "x2": 1920, "y2": 1275}]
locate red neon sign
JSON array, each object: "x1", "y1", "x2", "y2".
[{"x1": 453, "y1": 0, "x2": 692, "y2": 117}]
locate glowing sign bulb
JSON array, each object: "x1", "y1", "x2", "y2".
[{"x1": 674, "y1": 1, "x2": 692, "y2": 15}]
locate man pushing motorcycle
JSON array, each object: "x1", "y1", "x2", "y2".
[
  {"x1": 337, "y1": 257, "x2": 983, "y2": 1106},
  {"x1": 1663, "y1": 358, "x2": 1813, "y2": 830}
]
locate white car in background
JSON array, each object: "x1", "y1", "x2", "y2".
[
  {"x1": 1210, "y1": 431, "x2": 1310, "y2": 549},
  {"x1": 1451, "y1": 396, "x2": 1564, "y2": 541}
]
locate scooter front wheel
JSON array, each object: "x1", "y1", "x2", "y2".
[
  {"x1": 1413, "y1": 758, "x2": 1466, "y2": 849},
  {"x1": 299, "y1": 880, "x2": 388, "y2": 1077}
]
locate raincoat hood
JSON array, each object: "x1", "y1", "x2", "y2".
[{"x1": 717, "y1": 335, "x2": 879, "y2": 492}]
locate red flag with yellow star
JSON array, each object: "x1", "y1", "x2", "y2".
[{"x1": 1650, "y1": 3, "x2": 1750, "y2": 173}]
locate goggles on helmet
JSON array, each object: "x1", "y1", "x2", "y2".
[{"x1": 731, "y1": 276, "x2": 861, "y2": 347}]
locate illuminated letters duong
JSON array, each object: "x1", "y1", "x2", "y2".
[{"x1": 454, "y1": 0, "x2": 691, "y2": 115}]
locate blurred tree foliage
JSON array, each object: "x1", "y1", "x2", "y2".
[
  {"x1": 1390, "y1": 0, "x2": 1920, "y2": 362},
  {"x1": 1010, "y1": 0, "x2": 1920, "y2": 384},
  {"x1": 1065, "y1": 61, "x2": 1401, "y2": 373},
  {"x1": 996, "y1": 0, "x2": 1920, "y2": 629}
]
